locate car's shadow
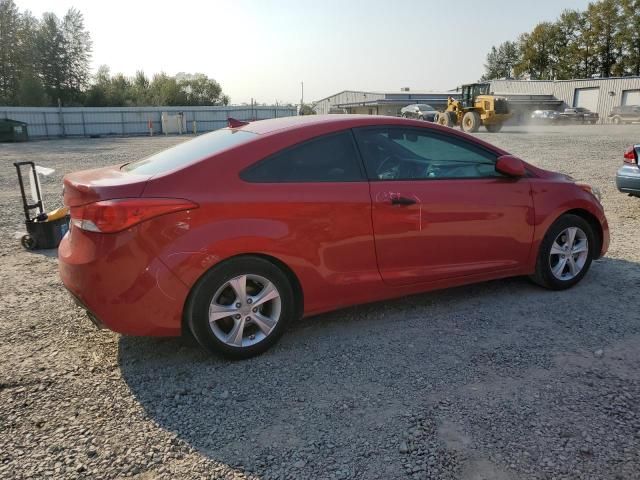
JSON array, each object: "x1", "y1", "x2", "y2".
[{"x1": 118, "y1": 257, "x2": 640, "y2": 478}]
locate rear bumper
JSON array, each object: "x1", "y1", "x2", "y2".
[
  {"x1": 58, "y1": 226, "x2": 189, "y2": 336},
  {"x1": 616, "y1": 165, "x2": 640, "y2": 196}
]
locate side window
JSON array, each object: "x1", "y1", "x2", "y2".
[
  {"x1": 353, "y1": 127, "x2": 501, "y2": 181},
  {"x1": 241, "y1": 131, "x2": 363, "y2": 183}
]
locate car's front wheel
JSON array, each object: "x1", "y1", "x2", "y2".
[
  {"x1": 186, "y1": 256, "x2": 295, "y2": 359},
  {"x1": 530, "y1": 214, "x2": 596, "y2": 290}
]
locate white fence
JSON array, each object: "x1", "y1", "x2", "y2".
[{"x1": 0, "y1": 105, "x2": 297, "y2": 138}]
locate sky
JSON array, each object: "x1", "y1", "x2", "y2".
[{"x1": 16, "y1": 0, "x2": 592, "y2": 105}]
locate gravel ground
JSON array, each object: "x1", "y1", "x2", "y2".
[{"x1": 1, "y1": 125, "x2": 639, "y2": 480}]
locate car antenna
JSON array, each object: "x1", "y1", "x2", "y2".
[{"x1": 228, "y1": 117, "x2": 249, "y2": 128}]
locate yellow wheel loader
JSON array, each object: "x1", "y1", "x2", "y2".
[{"x1": 436, "y1": 83, "x2": 511, "y2": 133}]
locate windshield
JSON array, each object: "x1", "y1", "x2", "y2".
[
  {"x1": 123, "y1": 128, "x2": 257, "y2": 175},
  {"x1": 473, "y1": 84, "x2": 490, "y2": 96}
]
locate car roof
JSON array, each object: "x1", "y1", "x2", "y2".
[
  {"x1": 237, "y1": 114, "x2": 431, "y2": 135},
  {"x1": 233, "y1": 114, "x2": 510, "y2": 156}
]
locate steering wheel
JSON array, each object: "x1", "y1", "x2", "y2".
[{"x1": 376, "y1": 155, "x2": 401, "y2": 180}]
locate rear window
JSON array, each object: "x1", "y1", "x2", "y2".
[{"x1": 122, "y1": 128, "x2": 257, "y2": 175}]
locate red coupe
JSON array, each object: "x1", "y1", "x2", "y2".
[{"x1": 59, "y1": 115, "x2": 609, "y2": 358}]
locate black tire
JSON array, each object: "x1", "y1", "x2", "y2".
[
  {"x1": 612, "y1": 116, "x2": 621, "y2": 125},
  {"x1": 21, "y1": 234, "x2": 36, "y2": 250},
  {"x1": 418, "y1": 115, "x2": 424, "y2": 121},
  {"x1": 529, "y1": 214, "x2": 596, "y2": 290},
  {"x1": 437, "y1": 112, "x2": 454, "y2": 128},
  {"x1": 186, "y1": 256, "x2": 296, "y2": 359},
  {"x1": 485, "y1": 123, "x2": 503, "y2": 133},
  {"x1": 462, "y1": 111, "x2": 481, "y2": 133}
]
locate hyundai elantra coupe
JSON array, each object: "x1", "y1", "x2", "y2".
[{"x1": 59, "y1": 115, "x2": 609, "y2": 358}]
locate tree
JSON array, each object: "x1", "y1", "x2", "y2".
[
  {"x1": 15, "y1": 70, "x2": 46, "y2": 106},
  {"x1": 33, "y1": 9, "x2": 91, "y2": 105},
  {"x1": 83, "y1": 64, "x2": 110, "y2": 106},
  {"x1": 299, "y1": 103, "x2": 315, "y2": 115},
  {"x1": 483, "y1": 41, "x2": 520, "y2": 80},
  {"x1": 131, "y1": 70, "x2": 150, "y2": 104},
  {"x1": 587, "y1": 0, "x2": 623, "y2": 77},
  {"x1": 61, "y1": 8, "x2": 91, "y2": 103},
  {"x1": 483, "y1": 0, "x2": 633, "y2": 80},
  {"x1": 178, "y1": 73, "x2": 227, "y2": 106},
  {"x1": 621, "y1": 0, "x2": 640, "y2": 75},
  {"x1": 36, "y1": 12, "x2": 67, "y2": 104},
  {"x1": 554, "y1": 9, "x2": 584, "y2": 79},
  {"x1": 147, "y1": 72, "x2": 186, "y2": 106},
  {"x1": 83, "y1": 69, "x2": 230, "y2": 107},
  {"x1": 108, "y1": 73, "x2": 131, "y2": 106},
  {"x1": 0, "y1": 0, "x2": 22, "y2": 104},
  {"x1": 514, "y1": 23, "x2": 561, "y2": 80}
]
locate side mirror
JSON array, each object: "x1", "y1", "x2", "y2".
[{"x1": 496, "y1": 155, "x2": 526, "y2": 177}]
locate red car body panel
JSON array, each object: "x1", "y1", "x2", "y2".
[
  {"x1": 58, "y1": 220, "x2": 190, "y2": 336},
  {"x1": 58, "y1": 115, "x2": 609, "y2": 336},
  {"x1": 368, "y1": 178, "x2": 534, "y2": 285}
]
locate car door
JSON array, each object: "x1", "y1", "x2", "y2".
[
  {"x1": 239, "y1": 129, "x2": 379, "y2": 312},
  {"x1": 353, "y1": 126, "x2": 534, "y2": 286}
]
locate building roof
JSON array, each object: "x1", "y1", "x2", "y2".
[
  {"x1": 491, "y1": 75, "x2": 640, "y2": 83},
  {"x1": 313, "y1": 89, "x2": 454, "y2": 104}
]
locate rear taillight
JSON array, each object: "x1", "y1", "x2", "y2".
[
  {"x1": 70, "y1": 198, "x2": 198, "y2": 233},
  {"x1": 624, "y1": 146, "x2": 637, "y2": 164}
]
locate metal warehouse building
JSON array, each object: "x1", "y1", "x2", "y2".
[
  {"x1": 313, "y1": 90, "x2": 456, "y2": 116},
  {"x1": 314, "y1": 77, "x2": 640, "y2": 124},
  {"x1": 313, "y1": 89, "x2": 561, "y2": 121},
  {"x1": 490, "y1": 77, "x2": 640, "y2": 123}
]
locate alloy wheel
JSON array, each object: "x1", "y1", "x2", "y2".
[
  {"x1": 548, "y1": 227, "x2": 589, "y2": 281},
  {"x1": 208, "y1": 274, "x2": 282, "y2": 347}
]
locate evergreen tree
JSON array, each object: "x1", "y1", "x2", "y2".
[{"x1": 0, "y1": 0, "x2": 22, "y2": 104}]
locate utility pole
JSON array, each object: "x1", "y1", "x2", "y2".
[{"x1": 300, "y1": 81, "x2": 304, "y2": 114}]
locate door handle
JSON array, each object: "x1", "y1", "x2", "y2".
[{"x1": 391, "y1": 196, "x2": 417, "y2": 206}]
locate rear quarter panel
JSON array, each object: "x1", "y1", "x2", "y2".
[{"x1": 141, "y1": 128, "x2": 381, "y2": 316}]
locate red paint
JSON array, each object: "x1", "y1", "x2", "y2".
[{"x1": 58, "y1": 115, "x2": 609, "y2": 336}]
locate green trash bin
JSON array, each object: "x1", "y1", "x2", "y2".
[{"x1": 0, "y1": 119, "x2": 29, "y2": 142}]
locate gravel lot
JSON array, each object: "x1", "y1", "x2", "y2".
[{"x1": 1, "y1": 125, "x2": 639, "y2": 480}]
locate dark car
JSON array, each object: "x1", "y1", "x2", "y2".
[
  {"x1": 616, "y1": 144, "x2": 640, "y2": 197},
  {"x1": 609, "y1": 105, "x2": 640, "y2": 125},
  {"x1": 400, "y1": 104, "x2": 438, "y2": 121},
  {"x1": 530, "y1": 110, "x2": 559, "y2": 124},
  {"x1": 59, "y1": 115, "x2": 609, "y2": 358},
  {"x1": 558, "y1": 108, "x2": 599, "y2": 124}
]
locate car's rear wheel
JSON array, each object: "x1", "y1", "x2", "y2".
[
  {"x1": 186, "y1": 256, "x2": 295, "y2": 359},
  {"x1": 612, "y1": 116, "x2": 621, "y2": 125},
  {"x1": 530, "y1": 214, "x2": 595, "y2": 290}
]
